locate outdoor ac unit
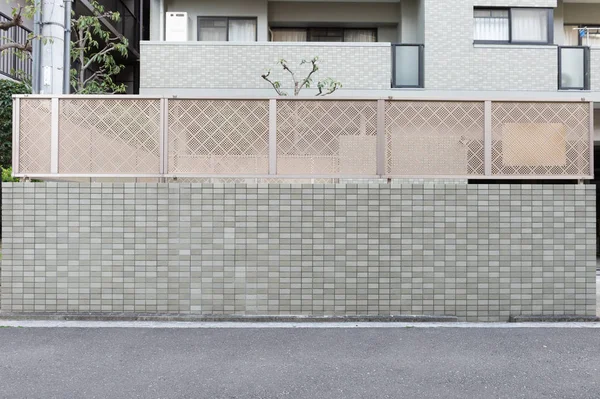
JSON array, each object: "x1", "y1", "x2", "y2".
[{"x1": 166, "y1": 12, "x2": 188, "y2": 41}]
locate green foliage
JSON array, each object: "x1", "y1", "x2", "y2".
[
  {"x1": 261, "y1": 56, "x2": 341, "y2": 97},
  {"x1": 70, "y1": 0, "x2": 129, "y2": 94},
  {"x1": 1, "y1": 167, "x2": 19, "y2": 182},
  {"x1": 0, "y1": 80, "x2": 30, "y2": 169}
]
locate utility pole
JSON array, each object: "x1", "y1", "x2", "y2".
[{"x1": 39, "y1": 0, "x2": 65, "y2": 94}]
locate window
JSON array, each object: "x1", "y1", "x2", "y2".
[
  {"x1": 474, "y1": 8, "x2": 553, "y2": 44},
  {"x1": 271, "y1": 28, "x2": 377, "y2": 42},
  {"x1": 197, "y1": 17, "x2": 257, "y2": 42},
  {"x1": 564, "y1": 25, "x2": 600, "y2": 47},
  {"x1": 392, "y1": 44, "x2": 424, "y2": 88}
]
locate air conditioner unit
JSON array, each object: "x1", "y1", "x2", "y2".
[{"x1": 165, "y1": 12, "x2": 188, "y2": 41}]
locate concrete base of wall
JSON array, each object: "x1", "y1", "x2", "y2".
[{"x1": 1, "y1": 182, "x2": 596, "y2": 322}]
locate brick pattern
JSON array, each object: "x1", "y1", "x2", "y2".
[
  {"x1": 1, "y1": 182, "x2": 596, "y2": 321},
  {"x1": 591, "y1": 50, "x2": 600, "y2": 92},
  {"x1": 140, "y1": 43, "x2": 391, "y2": 91},
  {"x1": 425, "y1": 0, "x2": 558, "y2": 91}
]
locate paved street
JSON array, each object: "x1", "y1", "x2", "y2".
[{"x1": 0, "y1": 326, "x2": 599, "y2": 399}]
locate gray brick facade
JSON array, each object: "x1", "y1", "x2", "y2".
[
  {"x1": 1, "y1": 182, "x2": 596, "y2": 321},
  {"x1": 140, "y1": 42, "x2": 391, "y2": 92},
  {"x1": 424, "y1": 0, "x2": 558, "y2": 91}
]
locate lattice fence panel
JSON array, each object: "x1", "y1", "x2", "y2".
[
  {"x1": 385, "y1": 101, "x2": 485, "y2": 176},
  {"x1": 59, "y1": 99, "x2": 161, "y2": 173},
  {"x1": 276, "y1": 100, "x2": 378, "y2": 176},
  {"x1": 491, "y1": 102, "x2": 590, "y2": 176},
  {"x1": 19, "y1": 99, "x2": 52, "y2": 173},
  {"x1": 168, "y1": 100, "x2": 269, "y2": 174}
]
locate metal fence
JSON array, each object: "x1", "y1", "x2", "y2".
[
  {"x1": 12, "y1": 95, "x2": 594, "y2": 180},
  {"x1": 0, "y1": 12, "x2": 32, "y2": 81}
]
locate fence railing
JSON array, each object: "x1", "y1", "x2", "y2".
[
  {"x1": 12, "y1": 95, "x2": 594, "y2": 180},
  {"x1": 0, "y1": 12, "x2": 32, "y2": 81}
]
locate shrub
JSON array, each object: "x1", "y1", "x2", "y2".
[{"x1": 0, "y1": 80, "x2": 30, "y2": 168}]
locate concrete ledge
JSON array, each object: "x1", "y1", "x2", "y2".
[
  {"x1": 509, "y1": 315, "x2": 600, "y2": 323},
  {"x1": 0, "y1": 313, "x2": 459, "y2": 323}
]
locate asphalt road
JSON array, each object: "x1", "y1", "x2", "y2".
[{"x1": 0, "y1": 327, "x2": 599, "y2": 399}]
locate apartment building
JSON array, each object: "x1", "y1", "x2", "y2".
[{"x1": 141, "y1": 1, "x2": 599, "y2": 100}]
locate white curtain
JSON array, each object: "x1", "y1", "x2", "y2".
[
  {"x1": 198, "y1": 18, "x2": 227, "y2": 41},
  {"x1": 199, "y1": 27, "x2": 227, "y2": 41},
  {"x1": 474, "y1": 17, "x2": 509, "y2": 41},
  {"x1": 272, "y1": 29, "x2": 308, "y2": 42},
  {"x1": 563, "y1": 25, "x2": 580, "y2": 46},
  {"x1": 343, "y1": 29, "x2": 376, "y2": 42},
  {"x1": 229, "y1": 19, "x2": 256, "y2": 42},
  {"x1": 511, "y1": 8, "x2": 548, "y2": 42},
  {"x1": 583, "y1": 28, "x2": 600, "y2": 47}
]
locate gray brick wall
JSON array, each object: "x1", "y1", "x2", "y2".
[
  {"x1": 1, "y1": 182, "x2": 596, "y2": 321},
  {"x1": 591, "y1": 49, "x2": 600, "y2": 92},
  {"x1": 140, "y1": 42, "x2": 391, "y2": 91},
  {"x1": 424, "y1": 0, "x2": 558, "y2": 91}
]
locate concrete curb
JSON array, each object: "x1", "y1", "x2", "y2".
[
  {"x1": 509, "y1": 315, "x2": 600, "y2": 323},
  {"x1": 0, "y1": 313, "x2": 459, "y2": 323}
]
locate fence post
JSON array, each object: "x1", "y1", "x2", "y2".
[
  {"x1": 269, "y1": 99, "x2": 277, "y2": 175},
  {"x1": 376, "y1": 99, "x2": 386, "y2": 177},
  {"x1": 484, "y1": 100, "x2": 492, "y2": 176},
  {"x1": 12, "y1": 97, "x2": 20, "y2": 175},
  {"x1": 50, "y1": 97, "x2": 59, "y2": 174},
  {"x1": 159, "y1": 98, "x2": 167, "y2": 179},
  {"x1": 590, "y1": 101, "x2": 595, "y2": 178}
]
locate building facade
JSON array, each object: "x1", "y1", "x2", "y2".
[{"x1": 141, "y1": 1, "x2": 600, "y2": 100}]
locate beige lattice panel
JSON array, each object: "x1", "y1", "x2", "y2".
[
  {"x1": 19, "y1": 99, "x2": 52, "y2": 173},
  {"x1": 168, "y1": 100, "x2": 269, "y2": 174},
  {"x1": 58, "y1": 99, "x2": 161, "y2": 173},
  {"x1": 491, "y1": 102, "x2": 590, "y2": 176},
  {"x1": 385, "y1": 101, "x2": 485, "y2": 176},
  {"x1": 276, "y1": 101, "x2": 378, "y2": 176}
]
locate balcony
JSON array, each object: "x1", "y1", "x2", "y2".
[{"x1": 0, "y1": 12, "x2": 32, "y2": 81}]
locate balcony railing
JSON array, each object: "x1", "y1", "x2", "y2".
[
  {"x1": 559, "y1": 46, "x2": 590, "y2": 90},
  {"x1": 392, "y1": 44, "x2": 424, "y2": 88},
  {"x1": 0, "y1": 12, "x2": 32, "y2": 81},
  {"x1": 12, "y1": 95, "x2": 593, "y2": 181}
]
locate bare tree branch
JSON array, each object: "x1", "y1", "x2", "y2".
[
  {"x1": 0, "y1": 41, "x2": 31, "y2": 53},
  {"x1": 298, "y1": 58, "x2": 318, "y2": 93},
  {"x1": 0, "y1": 6, "x2": 23, "y2": 31},
  {"x1": 261, "y1": 71, "x2": 287, "y2": 96}
]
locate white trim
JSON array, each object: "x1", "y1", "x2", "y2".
[
  {"x1": 140, "y1": 40, "x2": 392, "y2": 47},
  {"x1": 484, "y1": 101, "x2": 492, "y2": 176},
  {"x1": 473, "y1": 44, "x2": 557, "y2": 50},
  {"x1": 50, "y1": 98, "x2": 59, "y2": 174},
  {"x1": 269, "y1": 99, "x2": 277, "y2": 175},
  {"x1": 13, "y1": 97, "x2": 19, "y2": 174},
  {"x1": 12, "y1": 94, "x2": 596, "y2": 102},
  {"x1": 12, "y1": 173, "x2": 593, "y2": 180}
]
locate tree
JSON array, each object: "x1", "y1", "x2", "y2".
[
  {"x1": 261, "y1": 57, "x2": 342, "y2": 96},
  {"x1": 0, "y1": 80, "x2": 29, "y2": 169},
  {"x1": 70, "y1": 0, "x2": 129, "y2": 93},
  {"x1": 0, "y1": 1, "x2": 35, "y2": 53}
]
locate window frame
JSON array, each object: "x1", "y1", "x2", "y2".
[
  {"x1": 473, "y1": 7, "x2": 554, "y2": 45},
  {"x1": 197, "y1": 16, "x2": 258, "y2": 42},
  {"x1": 270, "y1": 27, "x2": 378, "y2": 42},
  {"x1": 391, "y1": 43, "x2": 425, "y2": 89},
  {"x1": 558, "y1": 45, "x2": 590, "y2": 91}
]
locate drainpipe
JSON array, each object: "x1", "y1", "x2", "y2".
[
  {"x1": 31, "y1": 0, "x2": 42, "y2": 93},
  {"x1": 63, "y1": 0, "x2": 72, "y2": 93}
]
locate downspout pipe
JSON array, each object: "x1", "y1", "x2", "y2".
[
  {"x1": 32, "y1": 0, "x2": 42, "y2": 93},
  {"x1": 63, "y1": 0, "x2": 72, "y2": 93}
]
